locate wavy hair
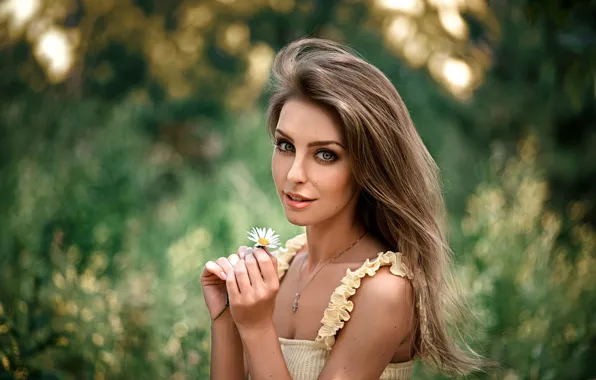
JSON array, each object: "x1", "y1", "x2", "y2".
[{"x1": 265, "y1": 38, "x2": 485, "y2": 376}]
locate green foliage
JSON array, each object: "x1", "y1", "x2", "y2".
[
  {"x1": 457, "y1": 137, "x2": 596, "y2": 378},
  {"x1": 412, "y1": 137, "x2": 596, "y2": 380},
  {"x1": 1, "y1": 0, "x2": 595, "y2": 379},
  {"x1": 0, "y1": 95, "x2": 300, "y2": 378}
]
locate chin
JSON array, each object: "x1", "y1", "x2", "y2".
[{"x1": 284, "y1": 212, "x2": 311, "y2": 227}]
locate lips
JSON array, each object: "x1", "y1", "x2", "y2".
[
  {"x1": 284, "y1": 192, "x2": 315, "y2": 210},
  {"x1": 285, "y1": 192, "x2": 314, "y2": 202}
]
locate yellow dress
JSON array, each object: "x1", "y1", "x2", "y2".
[{"x1": 268, "y1": 233, "x2": 416, "y2": 380}]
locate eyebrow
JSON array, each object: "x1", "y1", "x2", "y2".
[{"x1": 275, "y1": 129, "x2": 345, "y2": 149}]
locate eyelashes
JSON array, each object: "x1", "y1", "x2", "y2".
[
  {"x1": 316, "y1": 150, "x2": 336, "y2": 162},
  {"x1": 274, "y1": 138, "x2": 338, "y2": 164},
  {"x1": 274, "y1": 139, "x2": 295, "y2": 154}
]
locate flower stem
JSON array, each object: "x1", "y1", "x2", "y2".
[{"x1": 212, "y1": 294, "x2": 230, "y2": 321}]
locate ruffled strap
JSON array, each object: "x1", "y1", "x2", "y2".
[
  {"x1": 273, "y1": 233, "x2": 307, "y2": 280},
  {"x1": 314, "y1": 250, "x2": 413, "y2": 350}
]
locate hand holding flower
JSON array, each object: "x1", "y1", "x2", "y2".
[
  {"x1": 205, "y1": 227, "x2": 280, "y2": 324},
  {"x1": 227, "y1": 246, "x2": 279, "y2": 332},
  {"x1": 201, "y1": 248, "x2": 247, "y2": 321}
]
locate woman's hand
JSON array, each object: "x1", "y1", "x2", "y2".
[
  {"x1": 227, "y1": 247, "x2": 279, "y2": 332},
  {"x1": 200, "y1": 247, "x2": 251, "y2": 321}
]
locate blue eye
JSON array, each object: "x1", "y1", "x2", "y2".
[{"x1": 316, "y1": 150, "x2": 337, "y2": 163}]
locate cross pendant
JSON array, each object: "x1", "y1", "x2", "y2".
[{"x1": 292, "y1": 293, "x2": 300, "y2": 313}]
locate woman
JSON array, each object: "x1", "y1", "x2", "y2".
[{"x1": 201, "y1": 38, "x2": 483, "y2": 379}]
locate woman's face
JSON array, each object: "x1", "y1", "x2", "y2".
[{"x1": 271, "y1": 98, "x2": 360, "y2": 227}]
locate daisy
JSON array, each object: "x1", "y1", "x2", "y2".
[{"x1": 247, "y1": 227, "x2": 280, "y2": 249}]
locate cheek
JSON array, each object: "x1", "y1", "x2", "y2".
[
  {"x1": 271, "y1": 154, "x2": 287, "y2": 190},
  {"x1": 316, "y1": 164, "x2": 355, "y2": 199}
]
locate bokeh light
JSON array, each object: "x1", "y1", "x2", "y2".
[
  {"x1": 442, "y1": 57, "x2": 472, "y2": 89},
  {"x1": 0, "y1": 0, "x2": 40, "y2": 28},
  {"x1": 377, "y1": 0, "x2": 425, "y2": 15},
  {"x1": 439, "y1": 9, "x2": 468, "y2": 39},
  {"x1": 34, "y1": 26, "x2": 76, "y2": 83}
]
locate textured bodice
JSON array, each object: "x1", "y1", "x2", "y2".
[{"x1": 263, "y1": 233, "x2": 416, "y2": 380}]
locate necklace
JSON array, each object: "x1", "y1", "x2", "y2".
[{"x1": 292, "y1": 231, "x2": 367, "y2": 313}]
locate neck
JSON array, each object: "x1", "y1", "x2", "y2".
[{"x1": 304, "y1": 214, "x2": 366, "y2": 268}]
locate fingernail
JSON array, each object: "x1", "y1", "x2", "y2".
[{"x1": 220, "y1": 272, "x2": 227, "y2": 280}]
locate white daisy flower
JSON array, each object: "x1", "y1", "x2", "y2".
[{"x1": 247, "y1": 227, "x2": 280, "y2": 249}]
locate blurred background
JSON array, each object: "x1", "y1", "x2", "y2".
[{"x1": 0, "y1": 0, "x2": 595, "y2": 379}]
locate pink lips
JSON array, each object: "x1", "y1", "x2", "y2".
[{"x1": 284, "y1": 192, "x2": 315, "y2": 210}]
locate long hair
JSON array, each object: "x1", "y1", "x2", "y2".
[{"x1": 265, "y1": 38, "x2": 485, "y2": 376}]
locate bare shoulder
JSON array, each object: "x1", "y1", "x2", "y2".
[
  {"x1": 352, "y1": 264, "x2": 415, "y2": 318},
  {"x1": 349, "y1": 236, "x2": 414, "y2": 315},
  {"x1": 317, "y1": 263, "x2": 416, "y2": 379}
]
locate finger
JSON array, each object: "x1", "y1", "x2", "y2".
[
  {"x1": 205, "y1": 261, "x2": 227, "y2": 281},
  {"x1": 237, "y1": 246, "x2": 250, "y2": 259},
  {"x1": 245, "y1": 251, "x2": 265, "y2": 287},
  {"x1": 215, "y1": 257, "x2": 234, "y2": 277},
  {"x1": 226, "y1": 270, "x2": 241, "y2": 302},
  {"x1": 233, "y1": 259, "x2": 251, "y2": 294},
  {"x1": 260, "y1": 246, "x2": 277, "y2": 267},
  {"x1": 252, "y1": 249, "x2": 278, "y2": 286},
  {"x1": 227, "y1": 253, "x2": 241, "y2": 267}
]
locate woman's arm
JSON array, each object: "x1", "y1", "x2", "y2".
[
  {"x1": 317, "y1": 267, "x2": 415, "y2": 379},
  {"x1": 210, "y1": 310, "x2": 246, "y2": 380},
  {"x1": 226, "y1": 248, "x2": 292, "y2": 380},
  {"x1": 240, "y1": 323, "x2": 292, "y2": 380}
]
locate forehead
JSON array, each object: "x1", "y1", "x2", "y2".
[{"x1": 276, "y1": 98, "x2": 344, "y2": 143}]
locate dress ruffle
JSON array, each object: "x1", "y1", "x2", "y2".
[
  {"x1": 314, "y1": 251, "x2": 413, "y2": 350},
  {"x1": 273, "y1": 234, "x2": 416, "y2": 352}
]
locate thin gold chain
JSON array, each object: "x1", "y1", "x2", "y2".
[{"x1": 292, "y1": 231, "x2": 367, "y2": 312}]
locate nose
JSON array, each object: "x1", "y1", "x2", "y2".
[{"x1": 287, "y1": 155, "x2": 307, "y2": 184}]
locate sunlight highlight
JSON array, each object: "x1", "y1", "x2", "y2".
[
  {"x1": 386, "y1": 15, "x2": 416, "y2": 45},
  {"x1": 442, "y1": 58, "x2": 472, "y2": 89},
  {"x1": 439, "y1": 9, "x2": 468, "y2": 39},
  {"x1": 377, "y1": 0, "x2": 424, "y2": 15},
  {"x1": 403, "y1": 36, "x2": 430, "y2": 67},
  {"x1": 222, "y1": 23, "x2": 250, "y2": 54},
  {"x1": 247, "y1": 43, "x2": 274, "y2": 85},
  {"x1": 34, "y1": 27, "x2": 75, "y2": 83},
  {"x1": 428, "y1": 53, "x2": 475, "y2": 96},
  {"x1": 182, "y1": 4, "x2": 213, "y2": 28},
  {"x1": 428, "y1": 0, "x2": 462, "y2": 9},
  {"x1": 0, "y1": 0, "x2": 40, "y2": 27}
]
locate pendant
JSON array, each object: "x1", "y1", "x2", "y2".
[{"x1": 292, "y1": 293, "x2": 300, "y2": 313}]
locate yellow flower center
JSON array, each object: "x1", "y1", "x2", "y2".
[{"x1": 258, "y1": 237, "x2": 269, "y2": 246}]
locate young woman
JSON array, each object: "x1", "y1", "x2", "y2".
[{"x1": 201, "y1": 38, "x2": 483, "y2": 380}]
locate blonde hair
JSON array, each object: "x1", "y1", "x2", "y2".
[{"x1": 266, "y1": 38, "x2": 485, "y2": 376}]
